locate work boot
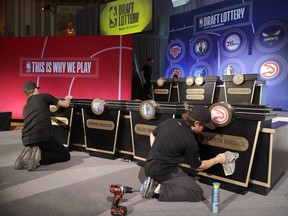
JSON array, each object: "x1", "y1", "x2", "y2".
[
  {"x1": 27, "y1": 146, "x2": 41, "y2": 171},
  {"x1": 140, "y1": 176, "x2": 158, "y2": 199},
  {"x1": 14, "y1": 147, "x2": 32, "y2": 170}
]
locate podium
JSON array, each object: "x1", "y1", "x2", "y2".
[{"x1": 129, "y1": 100, "x2": 185, "y2": 161}]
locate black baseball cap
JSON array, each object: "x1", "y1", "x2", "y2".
[
  {"x1": 189, "y1": 105, "x2": 215, "y2": 129},
  {"x1": 22, "y1": 81, "x2": 39, "y2": 93}
]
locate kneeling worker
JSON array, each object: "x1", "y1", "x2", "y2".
[
  {"x1": 141, "y1": 106, "x2": 226, "y2": 202},
  {"x1": 14, "y1": 81, "x2": 72, "y2": 171}
]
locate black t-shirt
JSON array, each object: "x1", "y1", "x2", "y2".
[
  {"x1": 22, "y1": 93, "x2": 59, "y2": 145},
  {"x1": 145, "y1": 118, "x2": 202, "y2": 182},
  {"x1": 142, "y1": 64, "x2": 152, "y2": 83}
]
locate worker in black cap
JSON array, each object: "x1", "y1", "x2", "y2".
[
  {"x1": 140, "y1": 105, "x2": 226, "y2": 202},
  {"x1": 141, "y1": 58, "x2": 154, "y2": 100},
  {"x1": 14, "y1": 81, "x2": 73, "y2": 171}
]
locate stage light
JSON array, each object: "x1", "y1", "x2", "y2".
[
  {"x1": 42, "y1": 4, "x2": 53, "y2": 13},
  {"x1": 171, "y1": 0, "x2": 190, "y2": 7}
]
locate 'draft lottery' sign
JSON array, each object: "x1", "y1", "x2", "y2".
[
  {"x1": 165, "y1": 0, "x2": 288, "y2": 110},
  {"x1": 100, "y1": 0, "x2": 152, "y2": 35}
]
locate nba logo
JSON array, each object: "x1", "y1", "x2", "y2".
[
  {"x1": 26, "y1": 61, "x2": 31, "y2": 73},
  {"x1": 109, "y1": 6, "x2": 117, "y2": 28}
]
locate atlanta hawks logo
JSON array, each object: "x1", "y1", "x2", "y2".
[
  {"x1": 260, "y1": 61, "x2": 279, "y2": 79},
  {"x1": 210, "y1": 102, "x2": 234, "y2": 127}
]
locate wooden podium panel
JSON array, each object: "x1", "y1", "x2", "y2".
[
  {"x1": 249, "y1": 122, "x2": 288, "y2": 195},
  {"x1": 151, "y1": 78, "x2": 173, "y2": 102},
  {"x1": 178, "y1": 76, "x2": 220, "y2": 105},
  {"x1": 222, "y1": 74, "x2": 266, "y2": 105},
  {"x1": 50, "y1": 106, "x2": 73, "y2": 147}
]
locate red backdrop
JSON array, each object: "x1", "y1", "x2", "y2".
[{"x1": 0, "y1": 35, "x2": 133, "y2": 119}]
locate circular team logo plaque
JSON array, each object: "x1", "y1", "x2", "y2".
[
  {"x1": 210, "y1": 102, "x2": 234, "y2": 127},
  {"x1": 50, "y1": 105, "x2": 59, "y2": 113},
  {"x1": 157, "y1": 77, "x2": 165, "y2": 87},
  {"x1": 185, "y1": 76, "x2": 195, "y2": 86},
  {"x1": 195, "y1": 76, "x2": 204, "y2": 86},
  {"x1": 91, "y1": 98, "x2": 105, "y2": 115},
  {"x1": 232, "y1": 74, "x2": 245, "y2": 85},
  {"x1": 139, "y1": 100, "x2": 157, "y2": 120}
]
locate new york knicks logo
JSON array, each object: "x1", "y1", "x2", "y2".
[
  {"x1": 166, "y1": 39, "x2": 185, "y2": 63},
  {"x1": 170, "y1": 46, "x2": 181, "y2": 58},
  {"x1": 260, "y1": 61, "x2": 279, "y2": 79},
  {"x1": 109, "y1": 6, "x2": 117, "y2": 28}
]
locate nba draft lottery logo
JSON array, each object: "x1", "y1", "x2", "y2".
[{"x1": 166, "y1": 39, "x2": 186, "y2": 63}]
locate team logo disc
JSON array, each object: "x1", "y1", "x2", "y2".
[
  {"x1": 50, "y1": 105, "x2": 59, "y2": 113},
  {"x1": 195, "y1": 76, "x2": 204, "y2": 86},
  {"x1": 91, "y1": 98, "x2": 105, "y2": 115},
  {"x1": 209, "y1": 102, "x2": 234, "y2": 127},
  {"x1": 232, "y1": 74, "x2": 245, "y2": 85},
  {"x1": 185, "y1": 76, "x2": 194, "y2": 86},
  {"x1": 157, "y1": 77, "x2": 165, "y2": 87},
  {"x1": 139, "y1": 100, "x2": 157, "y2": 120}
]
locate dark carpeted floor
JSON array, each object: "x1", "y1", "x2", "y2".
[{"x1": 1, "y1": 130, "x2": 288, "y2": 216}]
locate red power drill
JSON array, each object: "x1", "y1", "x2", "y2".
[{"x1": 110, "y1": 184, "x2": 135, "y2": 216}]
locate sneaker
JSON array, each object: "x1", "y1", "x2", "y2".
[
  {"x1": 14, "y1": 147, "x2": 32, "y2": 170},
  {"x1": 27, "y1": 146, "x2": 41, "y2": 171},
  {"x1": 140, "y1": 176, "x2": 158, "y2": 199}
]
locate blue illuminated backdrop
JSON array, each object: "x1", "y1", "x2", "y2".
[{"x1": 164, "y1": 0, "x2": 288, "y2": 110}]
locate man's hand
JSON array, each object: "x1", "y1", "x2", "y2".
[
  {"x1": 65, "y1": 96, "x2": 73, "y2": 100},
  {"x1": 216, "y1": 153, "x2": 226, "y2": 164}
]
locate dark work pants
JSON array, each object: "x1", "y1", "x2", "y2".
[
  {"x1": 157, "y1": 168, "x2": 204, "y2": 202},
  {"x1": 32, "y1": 136, "x2": 70, "y2": 165}
]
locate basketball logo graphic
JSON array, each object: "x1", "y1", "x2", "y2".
[
  {"x1": 170, "y1": 46, "x2": 182, "y2": 58},
  {"x1": 195, "y1": 39, "x2": 207, "y2": 55},
  {"x1": 210, "y1": 102, "x2": 234, "y2": 127},
  {"x1": 166, "y1": 39, "x2": 186, "y2": 63},
  {"x1": 91, "y1": 98, "x2": 105, "y2": 115},
  {"x1": 211, "y1": 106, "x2": 229, "y2": 125},
  {"x1": 260, "y1": 61, "x2": 279, "y2": 79},
  {"x1": 26, "y1": 61, "x2": 31, "y2": 73},
  {"x1": 225, "y1": 34, "x2": 241, "y2": 51},
  {"x1": 109, "y1": 6, "x2": 117, "y2": 28}
]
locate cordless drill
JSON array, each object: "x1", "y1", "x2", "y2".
[{"x1": 110, "y1": 184, "x2": 135, "y2": 216}]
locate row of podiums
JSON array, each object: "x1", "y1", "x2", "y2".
[{"x1": 50, "y1": 74, "x2": 288, "y2": 195}]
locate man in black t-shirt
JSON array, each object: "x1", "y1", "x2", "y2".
[
  {"x1": 141, "y1": 58, "x2": 153, "y2": 100},
  {"x1": 140, "y1": 106, "x2": 226, "y2": 202},
  {"x1": 14, "y1": 81, "x2": 72, "y2": 171}
]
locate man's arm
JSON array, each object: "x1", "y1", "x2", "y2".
[
  {"x1": 195, "y1": 153, "x2": 226, "y2": 172},
  {"x1": 150, "y1": 132, "x2": 155, "y2": 147},
  {"x1": 141, "y1": 70, "x2": 146, "y2": 84},
  {"x1": 57, "y1": 96, "x2": 73, "y2": 108}
]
